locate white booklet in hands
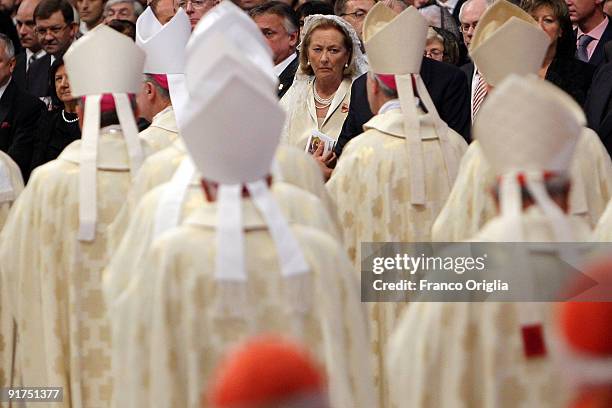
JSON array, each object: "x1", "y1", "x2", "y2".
[{"x1": 305, "y1": 129, "x2": 337, "y2": 155}]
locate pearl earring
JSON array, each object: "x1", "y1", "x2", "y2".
[
  {"x1": 307, "y1": 60, "x2": 311, "y2": 66},
  {"x1": 345, "y1": 63, "x2": 349, "y2": 68}
]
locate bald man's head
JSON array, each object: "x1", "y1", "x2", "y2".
[
  {"x1": 459, "y1": 0, "x2": 488, "y2": 47},
  {"x1": 16, "y1": 0, "x2": 42, "y2": 51}
]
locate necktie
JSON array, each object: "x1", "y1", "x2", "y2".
[
  {"x1": 27, "y1": 54, "x2": 36, "y2": 72},
  {"x1": 576, "y1": 34, "x2": 594, "y2": 63},
  {"x1": 472, "y1": 72, "x2": 487, "y2": 122}
]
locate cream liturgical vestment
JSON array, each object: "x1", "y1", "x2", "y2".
[
  {"x1": 432, "y1": 129, "x2": 612, "y2": 241},
  {"x1": 138, "y1": 105, "x2": 179, "y2": 151},
  {"x1": 0, "y1": 150, "x2": 24, "y2": 230},
  {"x1": 387, "y1": 208, "x2": 592, "y2": 408},
  {"x1": 106, "y1": 181, "x2": 346, "y2": 407},
  {"x1": 593, "y1": 198, "x2": 612, "y2": 240},
  {"x1": 114, "y1": 198, "x2": 374, "y2": 408},
  {"x1": 109, "y1": 139, "x2": 336, "y2": 250},
  {"x1": 0, "y1": 130, "x2": 153, "y2": 407},
  {"x1": 328, "y1": 105, "x2": 467, "y2": 264}
]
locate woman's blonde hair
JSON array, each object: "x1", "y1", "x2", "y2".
[{"x1": 299, "y1": 18, "x2": 354, "y2": 78}]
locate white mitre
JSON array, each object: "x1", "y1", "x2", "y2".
[
  {"x1": 64, "y1": 24, "x2": 145, "y2": 241},
  {"x1": 181, "y1": 56, "x2": 309, "y2": 316},
  {"x1": 470, "y1": 0, "x2": 550, "y2": 86},
  {"x1": 474, "y1": 74, "x2": 584, "y2": 241},
  {"x1": 363, "y1": 3, "x2": 459, "y2": 205},
  {"x1": 136, "y1": 7, "x2": 191, "y2": 127}
]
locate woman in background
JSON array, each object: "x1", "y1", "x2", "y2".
[{"x1": 29, "y1": 58, "x2": 81, "y2": 173}]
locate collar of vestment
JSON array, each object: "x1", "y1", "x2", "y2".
[
  {"x1": 185, "y1": 195, "x2": 275, "y2": 230},
  {"x1": 150, "y1": 105, "x2": 178, "y2": 133},
  {"x1": 59, "y1": 125, "x2": 145, "y2": 170},
  {"x1": 363, "y1": 105, "x2": 440, "y2": 140}
]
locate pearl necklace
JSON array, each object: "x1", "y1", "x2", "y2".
[
  {"x1": 313, "y1": 80, "x2": 335, "y2": 108},
  {"x1": 62, "y1": 109, "x2": 78, "y2": 123}
]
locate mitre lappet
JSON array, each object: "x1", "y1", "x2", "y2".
[
  {"x1": 64, "y1": 24, "x2": 145, "y2": 241},
  {"x1": 469, "y1": 0, "x2": 550, "y2": 86},
  {"x1": 180, "y1": 57, "x2": 309, "y2": 318},
  {"x1": 135, "y1": 7, "x2": 191, "y2": 127},
  {"x1": 362, "y1": 4, "x2": 459, "y2": 205},
  {"x1": 152, "y1": 3, "x2": 278, "y2": 239}
]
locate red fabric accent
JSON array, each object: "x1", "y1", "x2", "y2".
[
  {"x1": 496, "y1": 171, "x2": 558, "y2": 186},
  {"x1": 376, "y1": 74, "x2": 397, "y2": 90},
  {"x1": 560, "y1": 301, "x2": 612, "y2": 356},
  {"x1": 148, "y1": 73, "x2": 169, "y2": 90},
  {"x1": 521, "y1": 324, "x2": 547, "y2": 358},
  {"x1": 81, "y1": 93, "x2": 136, "y2": 113},
  {"x1": 208, "y1": 336, "x2": 325, "y2": 407}
]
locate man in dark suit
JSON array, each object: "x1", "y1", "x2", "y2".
[
  {"x1": 0, "y1": 34, "x2": 45, "y2": 180},
  {"x1": 584, "y1": 60, "x2": 612, "y2": 156},
  {"x1": 26, "y1": 0, "x2": 77, "y2": 100},
  {"x1": 334, "y1": 57, "x2": 471, "y2": 157},
  {"x1": 250, "y1": 1, "x2": 299, "y2": 98},
  {"x1": 14, "y1": 0, "x2": 48, "y2": 94},
  {"x1": 569, "y1": 0, "x2": 612, "y2": 67}
]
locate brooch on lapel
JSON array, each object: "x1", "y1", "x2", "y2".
[
  {"x1": 278, "y1": 83, "x2": 284, "y2": 92},
  {"x1": 0, "y1": 122, "x2": 10, "y2": 129},
  {"x1": 341, "y1": 103, "x2": 349, "y2": 113}
]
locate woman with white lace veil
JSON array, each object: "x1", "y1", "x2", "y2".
[{"x1": 280, "y1": 14, "x2": 367, "y2": 152}]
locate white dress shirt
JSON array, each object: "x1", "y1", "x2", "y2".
[{"x1": 273, "y1": 52, "x2": 297, "y2": 77}]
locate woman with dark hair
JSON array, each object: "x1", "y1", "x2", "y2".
[
  {"x1": 29, "y1": 58, "x2": 81, "y2": 172},
  {"x1": 295, "y1": 1, "x2": 334, "y2": 34},
  {"x1": 521, "y1": 0, "x2": 594, "y2": 105}
]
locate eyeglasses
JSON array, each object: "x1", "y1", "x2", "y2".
[
  {"x1": 460, "y1": 22, "x2": 478, "y2": 33},
  {"x1": 177, "y1": 0, "x2": 215, "y2": 9},
  {"x1": 340, "y1": 9, "x2": 368, "y2": 19},
  {"x1": 424, "y1": 49, "x2": 443, "y2": 58},
  {"x1": 35, "y1": 24, "x2": 68, "y2": 36}
]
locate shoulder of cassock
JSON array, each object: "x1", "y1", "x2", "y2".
[
  {"x1": 432, "y1": 129, "x2": 612, "y2": 242},
  {"x1": 108, "y1": 140, "x2": 337, "y2": 252},
  {"x1": 104, "y1": 178, "x2": 342, "y2": 308},
  {"x1": 0, "y1": 150, "x2": 24, "y2": 230},
  {"x1": 138, "y1": 107, "x2": 179, "y2": 152}
]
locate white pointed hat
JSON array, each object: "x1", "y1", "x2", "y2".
[
  {"x1": 182, "y1": 57, "x2": 309, "y2": 317},
  {"x1": 136, "y1": 7, "x2": 191, "y2": 128},
  {"x1": 362, "y1": 3, "x2": 460, "y2": 205},
  {"x1": 188, "y1": 0, "x2": 276, "y2": 84},
  {"x1": 474, "y1": 74, "x2": 584, "y2": 241},
  {"x1": 64, "y1": 24, "x2": 145, "y2": 242},
  {"x1": 470, "y1": 0, "x2": 550, "y2": 86},
  {"x1": 136, "y1": 7, "x2": 191, "y2": 74}
]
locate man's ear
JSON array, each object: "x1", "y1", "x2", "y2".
[
  {"x1": 69, "y1": 22, "x2": 79, "y2": 39},
  {"x1": 8, "y1": 57, "x2": 15, "y2": 75},
  {"x1": 145, "y1": 81, "x2": 155, "y2": 100},
  {"x1": 288, "y1": 30, "x2": 298, "y2": 49}
]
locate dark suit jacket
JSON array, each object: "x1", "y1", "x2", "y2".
[
  {"x1": 584, "y1": 17, "x2": 612, "y2": 67},
  {"x1": 335, "y1": 57, "x2": 471, "y2": 156},
  {"x1": 277, "y1": 56, "x2": 299, "y2": 99},
  {"x1": 584, "y1": 60, "x2": 612, "y2": 156},
  {"x1": 13, "y1": 52, "x2": 27, "y2": 91},
  {"x1": 460, "y1": 61, "x2": 475, "y2": 90},
  {"x1": 25, "y1": 54, "x2": 52, "y2": 98},
  {"x1": 0, "y1": 80, "x2": 46, "y2": 180},
  {"x1": 545, "y1": 57, "x2": 594, "y2": 106},
  {"x1": 0, "y1": 11, "x2": 21, "y2": 55}
]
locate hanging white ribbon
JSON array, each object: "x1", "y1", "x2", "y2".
[
  {"x1": 114, "y1": 93, "x2": 144, "y2": 180},
  {"x1": 153, "y1": 157, "x2": 196, "y2": 239},
  {"x1": 396, "y1": 74, "x2": 425, "y2": 205},
  {"x1": 246, "y1": 180, "x2": 310, "y2": 279},
  {"x1": 215, "y1": 184, "x2": 245, "y2": 282},
  {"x1": 167, "y1": 73, "x2": 188, "y2": 130},
  {"x1": 78, "y1": 94, "x2": 101, "y2": 242}
]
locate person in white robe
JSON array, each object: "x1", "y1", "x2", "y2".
[
  {"x1": 593, "y1": 198, "x2": 612, "y2": 240},
  {"x1": 0, "y1": 151, "x2": 23, "y2": 231},
  {"x1": 135, "y1": 7, "x2": 191, "y2": 150},
  {"x1": 108, "y1": 2, "x2": 338, "y2": 251},
  {"x1": 326, "y1": 5, "x2": 467, "y2": 406},
  {"x1": 431, "y1": 0, "x2": 612, "y2": 242},
  {"x1": 0, "y1": 25, "x2": 151, "y2": 407},
  {"x1": 388, "y1": 74, "x2": 592, "y2": 408},
  {"x1": 116, "y1": 44, "x2": 375, "y2": 408}
]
